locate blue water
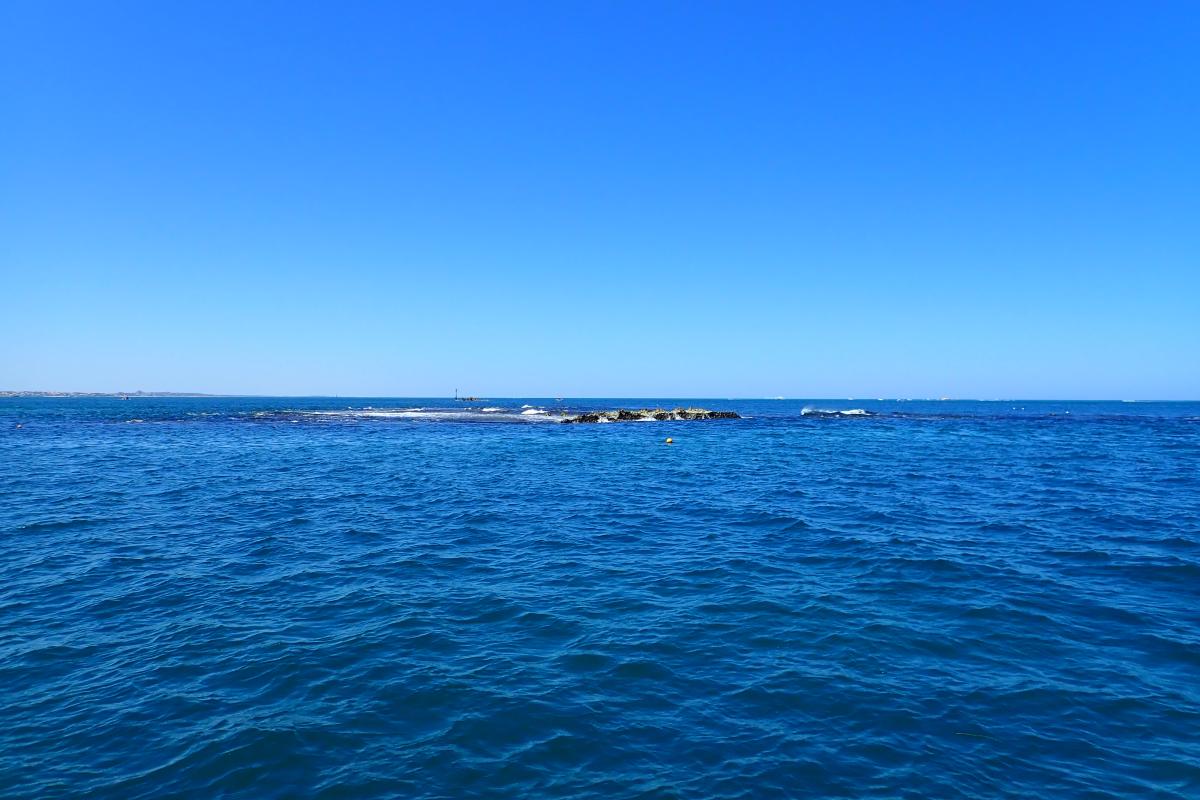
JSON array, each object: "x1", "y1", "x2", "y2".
[{"x1": 2, "y1": 398, "x2": 1198, "y2": 799}]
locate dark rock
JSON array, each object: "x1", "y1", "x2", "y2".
[{"x1": 561, "y1": 408, "x2": 740, "y2": 424}]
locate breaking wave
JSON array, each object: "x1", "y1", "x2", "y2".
[{"x1": 801, "y1": 407, "x2": 873, "y2": 418}]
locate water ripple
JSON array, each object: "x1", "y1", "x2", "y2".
[{"x1": 1, "y1": 398, "x2": 1198, "y2": 798}]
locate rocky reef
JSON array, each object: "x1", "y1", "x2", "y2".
[{"x1": 560, "y1": 407, "x2": 740, "y2": 424}]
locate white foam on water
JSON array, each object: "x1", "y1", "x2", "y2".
[
  {"x1": 283, "y1": 407, "x2": 562, "y2": 423},
  {"x1": 801, "y1": 407, "x2": 871, "y2": 417},
  {"x1": 301, "y1": 408, "x2": 445, "y2": 419}
]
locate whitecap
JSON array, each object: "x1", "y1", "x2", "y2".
[{"x1": 801, "y1": 407, "x2": 872, "y2": 417}]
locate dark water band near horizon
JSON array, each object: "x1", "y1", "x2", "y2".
[{"x1": 2, "y1": 398, "x2": 1198, "y2": 798}]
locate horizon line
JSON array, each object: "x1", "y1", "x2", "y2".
[{"x1": 2, "y1": 391, "x2": 1196, "y2": 403}]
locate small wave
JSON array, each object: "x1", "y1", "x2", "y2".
[
  {"x1": 520, "y1": 408, "x2": 548, "y2": 416},
  {"x1": 357, "y1": 411, "x2": 435, "y2": 418},
  {"x1": 296, "y1": 409, "x2": 467, "y2": 420},
  {"x1": 240, "y1": 408, "x2": 568, "y2": 424},
  {"x1": 801, "y1": 407, "x2": 873, "y2": 417},
  {"x1": 305, "y1": 408, "x2": 425, "y2": 417}
]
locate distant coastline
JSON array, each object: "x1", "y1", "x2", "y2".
[{"x1": 0, "y1": 391, "x2": 217, "y2": 398}]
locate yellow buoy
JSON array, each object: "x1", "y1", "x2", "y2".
[{"x1": 665, "y1": 437, "x2": 673, "y2": 444}]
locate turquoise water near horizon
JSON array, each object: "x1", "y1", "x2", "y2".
[{"x1": 2, "y1": 398, "x2": 1198, "y2": 798}]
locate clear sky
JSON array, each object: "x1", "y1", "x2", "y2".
[{"x1": 2, "y1": 2, "x2": 1197, "y2": 398}]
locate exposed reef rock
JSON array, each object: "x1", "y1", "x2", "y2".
[{"x1": 560, "y1": 407, "x2": 740, "y2": 424}]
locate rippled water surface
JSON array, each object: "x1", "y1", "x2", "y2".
[{"x1": 2, "y1": 398, "x2": 1198, "y2": 798}]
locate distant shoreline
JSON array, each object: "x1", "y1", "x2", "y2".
[{"x1": 0, "y1": 391, "x2": 218, "y2": 398}]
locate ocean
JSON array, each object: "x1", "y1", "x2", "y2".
[{"x1": 2, "y1": 398, "x2": 1198, "y2": 798}]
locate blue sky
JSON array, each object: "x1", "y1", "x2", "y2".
[{"x1": 2, "y1": 2, "x2": 1197, "y2": 398}]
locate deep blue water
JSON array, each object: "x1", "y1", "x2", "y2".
[{"x1": 2, "y1": 398, "x2": 1198, "y2": 799}]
